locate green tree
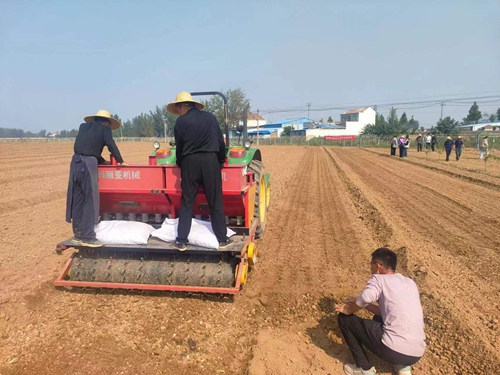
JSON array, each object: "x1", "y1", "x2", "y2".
[
  {"x1": 465, "y1": 101, "x2": 481, "y2": 124},
  {"x1": 319, "y1": 118, "x2": 324, "y2": 123},
  {"x1": 149, "y1": 105, "x2": 177, "y2": 138},
  {"x1": 399, "y1": 112, "x2": 408, "y2": 126},
  {"x1": 132, "y1": 113, "x2": 155, "y2": 137},
  {"x1": 497, "y1": 108, "x2": 500, "y2": 121},
  {"x1": 436, "y1": 116, "x2": 459, "y2": 135},
  {"x1": 489, "y1": 114, "x2": 496, "y2": 122},
  {"x1": 38, "y1": 129, "x2": 46, "y2": 137},
  {"x1": 111, "y1": 114, "x2": 122, "y2": 137},
  {"x1": 327, "y1": 116, "x2": 333, "y2": 123},
  {"x1": 202, "y1": 88, "x2": 250, "y2": 130},
  {"x1": 281, "y1": 126, "x2": 292, "y2": 137},
  {"x1": 121, "y1": 120, "x2": 134, "y2": 137}
]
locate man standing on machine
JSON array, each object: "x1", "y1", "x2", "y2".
[
  {"x1": 66, "y1": 110, "x2": 125, "y2": 247},
  {"x1": 167, "y1": 92, "x2": 232, "y2": 251}
]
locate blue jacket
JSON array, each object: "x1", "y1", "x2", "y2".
[{"x1": 444, "y1": 140, "x2": 454, "y2": 151}]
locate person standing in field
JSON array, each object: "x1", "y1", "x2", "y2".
[
  {"x1": 403, "y1": 135, "x2": 410, "y2": 158},
  {"x1": 398, "y1": 135, "x2": 406, "y2": 158},
  {"x1": 443, "y1": 136, "x2": 454, "y2": 162},
  {"x1": 455, "y1": 136, "x2": 464, "y2": 161},
  {"x1": 66, "y1": 110, "x2": 126, "y2": 247},
  {"x1": 390, "y1": 135, "x2": 398, "y2": 156},
  {"x1": 479, "y1": 136, "x2": 489, "y2": 160},
  {"x1": 416, "y1": 134, "x2": 423, "y2": 152},
  {"x1": 425, "y1": 134, "x2": 431, "y2": 150},
  {"x1": 334, "y1": 248, "x2": 426, "y2": 375},
  {"x1": 431, "y1": 134, "x2": 437, "y2": 152}
]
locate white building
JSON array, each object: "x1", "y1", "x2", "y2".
[
  {"x1": 340, "y1": 107, "x2": 377, "y2": 134},
  {"x1": 246, "y1": 113, "x2": 266, "y2": 129}
]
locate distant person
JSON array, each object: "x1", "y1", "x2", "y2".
[
  {"x1": 425, "y1": 134, "x2": 431, "y2": 150},
  {"x1": 398, "y1": 135, "x2": 406, "y2": 158},
  {"x1": 455, "y1": 136, "x2": 464, "y2": 161},
  {"x1": 443, "y1": 136, "x2": 454, "y2": 161},
  {"x1": 479, "y1": 136, "x2": 489, "y2": 160},
  {"x1": 431, "y1": 134, "x2": 437, "y2": 152},
  {"x1": 66, "y1": 110, "x2": 126, "y2": 247},
  {"x1": 403, "y1": 135, "x2": 410, "y2": 158},
  {"x1": 416, "y1": 134, "x2": 423, "y2": 152},
  {"x1": 390, "y1": 135, "x2": 398, "y2": 156},
  {"x1": 334, "y1": 248, "x2": 426, "y2": 375},
  {"x1": 167, "y1": 91, "x2": 232, "y2": 251}
]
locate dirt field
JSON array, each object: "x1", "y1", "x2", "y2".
[{"x1": 1, "y1": 143, "x2": 499, "y2": 375}]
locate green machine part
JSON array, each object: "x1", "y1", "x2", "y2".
[{"x1": 152, "y1": 147, "x2": 262, "y2": 166}]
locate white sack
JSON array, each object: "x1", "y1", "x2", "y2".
[
  {"x1": 95, "y1": 220, "x2": 155, "y2": 245},
  {"x1": 151, "y1": 218, "x2": 235, "y2": 250}
]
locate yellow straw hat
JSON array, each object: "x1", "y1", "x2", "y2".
[
  {"x1": 166, "y1": 92, "x2": 204, "y2": 115},
  {"x1": 446, "y1": 136, "x2": 451, "y2": 140},
  {"x1": 84, "y1": 109, "x2": 121, "y2": 130}
]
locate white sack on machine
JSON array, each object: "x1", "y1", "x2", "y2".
[
  {"x1": 95, "y1": 220, "x2": 155, "y2": 245},
  {"x1": 151, "y1": 218, "x2": 235, "y2": 250}
]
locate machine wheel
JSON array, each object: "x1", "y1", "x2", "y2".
[
  {"x1": 265, "y1": 178, "x2": 271, "y2": 211},
  {"x1": 235, "y1": 263, "x2": 248, "y2": 286},
  {"x1": 247, "y1": 242, "x2": 257, "y2": 266},
  {"x1": 249, "y1": 160, "x2": 266, "y2": 238}
]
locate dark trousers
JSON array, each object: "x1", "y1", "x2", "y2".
[
  {"x1": 431, "y1": 143, "x2": 435, "y2": 151},
  {"x1": 426, "y1": 143, "x2": 430, "y2": 150},
  {"x1": 445, "y1": 149, "x2": 452, "y2": 161},
  {"x1": 390, "y1": 147, "x2": 396, "y2": 156},
  {"x1": 177, "y1": 153, "x2": 227, "y2": 243},
  {"x1": 456, "y1": 147, "x2": 462, "y2": 160},
  {"x1": 399, "y1": 146, "x2": 404, "y2": 158},
  {"x1": 72, "y1": 159, "x2": 97, "y2": 240},
  {"x1": 338, "y1": 314, "x2": 421, "y2": 371},
  {"x1": 417, "y1": 143, "x2": 423, "y2": 152}
]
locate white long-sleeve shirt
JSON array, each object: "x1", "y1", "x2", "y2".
[{"x1": 356, "y1": 274, "x2": 426, "y2": 357}]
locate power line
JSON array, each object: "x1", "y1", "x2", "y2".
[{"x1": 259, "y1": 95, "x2": 500, "y2": 115}]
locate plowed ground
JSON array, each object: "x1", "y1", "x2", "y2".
[{"x1": 0, "y1": 143, "x2": 499, "y2": 375}]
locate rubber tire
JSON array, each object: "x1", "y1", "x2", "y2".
[{"x1": 248, "y1": 160, "x2": 266, "y2": 238}]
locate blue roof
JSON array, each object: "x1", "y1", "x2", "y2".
[
  {"x1": 247, "y1": 129, "x2": 277, "y2": 135},
  {"x1": 262, "y1": 118, "x2": 314, "y2": 128}
]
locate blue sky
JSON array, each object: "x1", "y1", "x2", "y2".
[{"x1": 1, "y1": 0, "x2": 499, "y2": 132}]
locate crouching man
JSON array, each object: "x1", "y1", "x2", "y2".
[{"x1": 334, "y1": 248, "x2": 426, "y2": 375}]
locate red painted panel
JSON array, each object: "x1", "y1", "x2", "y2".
[
  {"x1": 98, "y1": 165, "x2": 165, "y2": 191},
  {"x1": 164, "y1": 165, "x2": 246, "y2": 192},
  {"x1": 100, "y1": 193, "x2": 171, "y2": 214}
]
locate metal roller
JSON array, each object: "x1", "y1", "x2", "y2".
[{"x1": 69, "y1": 249, "x2": 237, "y2": 288}]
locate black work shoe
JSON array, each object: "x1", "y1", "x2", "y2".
[
  {"x1": 218, "y1": 238, "x2": 234, "y2": 250},
  {"x1": 79, "y1": 238, "x2": 104, "y2": 248},
  {"x1": 172, "y1": 241, "x2": 187, "y2": 252},
  {"x1": 71, "y1": 237, "x2": 83, "y2": 244}
]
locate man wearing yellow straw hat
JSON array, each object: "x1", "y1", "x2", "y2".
[
  {"x1": 166, "y1": 92, "x2": 231, "y2": 251},
  {"x1": 66, "y1": 110, "x2": 126, "y2": 247}
]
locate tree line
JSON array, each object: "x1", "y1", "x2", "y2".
[
  {"x1": 362, "y1": 102, "x2": 500, "y2": 136},
  {"x1": 0, "y1": 89, "x2": 251, "y2": 139}
]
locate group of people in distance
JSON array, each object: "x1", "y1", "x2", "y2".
[{"x1": 390, "y1": 134, "x2": 490, "y2": 162}]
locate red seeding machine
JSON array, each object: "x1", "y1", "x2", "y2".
[{"x1": 55, "y1": 92, "x2": 270, "y2": 294}]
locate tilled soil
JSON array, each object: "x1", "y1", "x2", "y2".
[{"x1": 0, "y1": 143, "x2": 499, "y2": 375}]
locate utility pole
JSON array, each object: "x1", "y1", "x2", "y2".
[
  {"x1": 307, "y1": 103, "x2": 312, "y2": 119},
  {"x1": 440, "y1": 102, "x2": 444, "y2": 119},
  {"x1": 256, "y1": 109, "x2": 260, "y2": 146},
  {"x1": 163, "y1": 120, "x2": 167, "y2": 144}
]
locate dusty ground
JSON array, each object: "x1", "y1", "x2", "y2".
[{"x1": 0, "y1": 142, "x2": 499, "y2": 375}]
